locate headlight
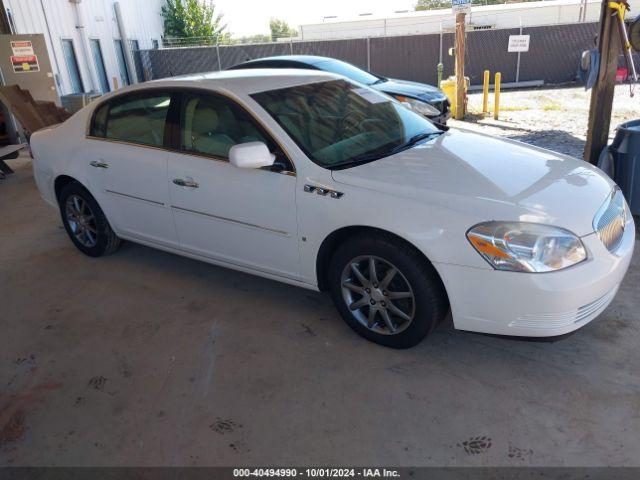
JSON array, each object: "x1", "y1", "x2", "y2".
[
  {"x1": 393, "y1": 95, "x2": 441, "y2": 117},
  {"x1": 467, "y1": 222, "x2": 587, "y2": 273}
]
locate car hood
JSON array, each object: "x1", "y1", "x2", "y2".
[
  {"x1": 331, "y1": 129, "x2": 614, "y2": 237},
  {"x1": 375, "y1": 78, "x2": 445, "y2": 101}
]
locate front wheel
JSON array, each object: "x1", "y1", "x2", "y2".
[
  {"x1": 58, "y1": 182, "x2": 121, "y2": 257},
  {"x1": 328, "y1": 234, "x2": 448, "y2": 349}
]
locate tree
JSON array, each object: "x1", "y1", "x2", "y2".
[
  {"x1": 233, "y1": 34, "x2": 272, "y2": 44},
  {"x1": 269, "y1": 18, "x2": 297, "y2": 40},
  {"x1": 415, "y1": 0, "x2": 450, "y2": 9},
  {"x1": 161, "y1": 0, "x2": 228, "y2": 42}
]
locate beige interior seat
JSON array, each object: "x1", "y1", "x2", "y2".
[{"x1": 184, "y1": 99, "x2": 235, "y2": 158}]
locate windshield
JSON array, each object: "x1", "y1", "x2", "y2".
[
  {"x1": 314, "y1": 60, "x2": 382, "y2": 86},
  {"x1": 251, "y1": 79, "x2": 441, "y2": 169}
]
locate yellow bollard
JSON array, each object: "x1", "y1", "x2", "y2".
[
  {"x1": 482, "y1": 70, "x2": 490, "y2": 115},
  {"x1": 493, "y1": 72, "x2": 501, "y2": 120}
]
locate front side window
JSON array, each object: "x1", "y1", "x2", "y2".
[
  {"x1": 180, "y1": 93, "x2": 276, "y2": 160},
  {"x1": 252, "y1": 79, "x2": 440, "y2": 169},
  {"x1": 90, "y1": 93, "x2": 171, "y2": 147}
]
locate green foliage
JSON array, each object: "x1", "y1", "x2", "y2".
[
  {"x1": 415, "y1": 0, "x2": 450, "y2": 10},
  {"x1": 233, "y1": 34, "x2": 273, "y2": 44},
  {"x1": 161, "y1": 0, "x2": 228, "y2": 41},
  {"x1": 269, "y1": 18, "x2": 297, "y2": 40}
]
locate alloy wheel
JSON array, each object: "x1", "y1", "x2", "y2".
[
  {"x1": 340, "y1": 255, "x2": 415, "y2": 335},
  {"x1": 65, "y1": 194, "x2": 98, "y2": 248}
]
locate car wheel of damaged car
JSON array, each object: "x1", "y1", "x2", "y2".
[{"x1": 329, "y1": 234, "x2": 448, "y2": 349}]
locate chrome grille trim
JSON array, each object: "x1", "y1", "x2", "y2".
[{"x1": 593, "y1": 188, "x2": 627, "y2": 253}]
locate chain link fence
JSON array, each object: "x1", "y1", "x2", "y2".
[{"x1": 133, "y1": 21, "x2": 607, "y2": 88}]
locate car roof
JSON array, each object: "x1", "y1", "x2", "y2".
[
  {"x1": 112, "y1": 68, "x2": 341, "y2": 97},
  {"x1": 235, "y1": 55, "x2": 330, "y2": 66}
]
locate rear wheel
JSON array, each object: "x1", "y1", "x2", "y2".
[
  {"x1": 59, "y1": 182, "x2": 121, "y2": 257},
  {"x1": 328, "y1": 234, "x2": 448, "y2": 348}
]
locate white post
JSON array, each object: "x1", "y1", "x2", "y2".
[
  {"x1": 515, "y1": 17, "x2": 523, "y2": 84},
  {"x1": 71, "y1": 1, "x2": 98, "y2": 92},
  {"x1": 216, "y1": 41, "x2": 221, "y2": 71},
  {"x1": 366, "y1": 37, "x2": 371, "y2": 71},
  {"x1": 439, "y1": 22, "x2": 443, "y2": 65}
]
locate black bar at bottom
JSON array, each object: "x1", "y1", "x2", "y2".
[{"x1": 1, "y1": 467, "x2": 640, "y2": 480}]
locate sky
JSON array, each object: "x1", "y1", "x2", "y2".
[{"x1": 212, "y1": 0, "x2": 417, "y2": 37}]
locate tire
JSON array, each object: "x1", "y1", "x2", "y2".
[
  {"x1": 328, "y1": 234, "x2": 448, "y2": 349},
  {"x1": 58, "y1": 182, "x2": 121, "y2": 257}
]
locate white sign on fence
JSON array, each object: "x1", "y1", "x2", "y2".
[
  {"x1": 451, "y1": 0, "x2": 472, "y2": 14},
  {"x1": 508, "y1": 35, "x2": 530, "y2": 52}
]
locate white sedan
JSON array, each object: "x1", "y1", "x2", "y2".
[{"x1": 31, "y1": 69, "x2": 635, "y2": 348}]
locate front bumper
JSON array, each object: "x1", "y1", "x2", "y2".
[{"x1": 436, "y1": 217, "x2": 635, "y2": 337}]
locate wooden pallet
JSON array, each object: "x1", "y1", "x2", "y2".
[{"x1": 0, "y1": 85, "x2": 71, "y2": 141}]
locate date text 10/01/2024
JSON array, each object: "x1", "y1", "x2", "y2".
[{"x1": 233, "y1": 468, "x2": 401, "y2": 478}]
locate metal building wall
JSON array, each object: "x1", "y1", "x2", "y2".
[
  {"x1": 298, "y1": 0, "x2": 629, "y2": 41},
  {"x1": 3, "y1": 0, "x2": 164, "y2": 95}
]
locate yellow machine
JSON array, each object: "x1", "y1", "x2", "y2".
[{"x1": 441, "y1": 76, "x2": 469, "y2": 118}]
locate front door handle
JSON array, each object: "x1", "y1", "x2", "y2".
[
  {"x1": 173, "y1": 178, "x2": 199, "y2": 188},
  {"x1": 90, "y1": 160, "x2": 109, "y2": 169}
]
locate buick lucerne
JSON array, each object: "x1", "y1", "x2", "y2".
[{"x1": 31, "y1": 70, "x2": 635, "y2": 348}]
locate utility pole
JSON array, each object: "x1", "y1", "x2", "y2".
[
  {"x1": 454, "y1": 11, "x2": 466, "y2": 119},
  {"x1": 584, "y1": 0, "x2": 621, "y2": 164}
]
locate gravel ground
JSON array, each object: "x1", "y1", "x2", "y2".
[{"x1": 449, "y1": 84, "x2": 640, "y2": 158}]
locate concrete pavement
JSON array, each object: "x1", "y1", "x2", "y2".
[{"x1": 1, "y1": 156, "x2": 639, "y2": 466}]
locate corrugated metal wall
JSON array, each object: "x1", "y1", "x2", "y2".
[
  {"x1": 298, "y1": 0, "x2": 616, "y2": 40},
  {"x1": 3, "y1": 0, "x2": 164, "y2": 95},
  {"x1": 139, "y1": 22, "x2": 600, "y2": 87}
]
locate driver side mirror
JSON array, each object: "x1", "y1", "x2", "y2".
[{"x1": 229, "y1": 141, "x2": 275, "y2": 169}]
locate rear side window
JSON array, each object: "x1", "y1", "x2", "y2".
[{"x1": 90, "y1": 93, "x2": 171, "y2": 147}]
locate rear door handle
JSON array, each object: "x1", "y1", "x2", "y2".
[
  {"x1": 90, "y1": 160, "x2": 109, "y2": 169},
  {"x1": 173, "y1": 178, "x2": 199, "y2": 188}
]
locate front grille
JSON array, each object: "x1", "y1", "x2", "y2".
[{"x1": 594, "y1": 188, "x2": 627, "y2": 253}]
